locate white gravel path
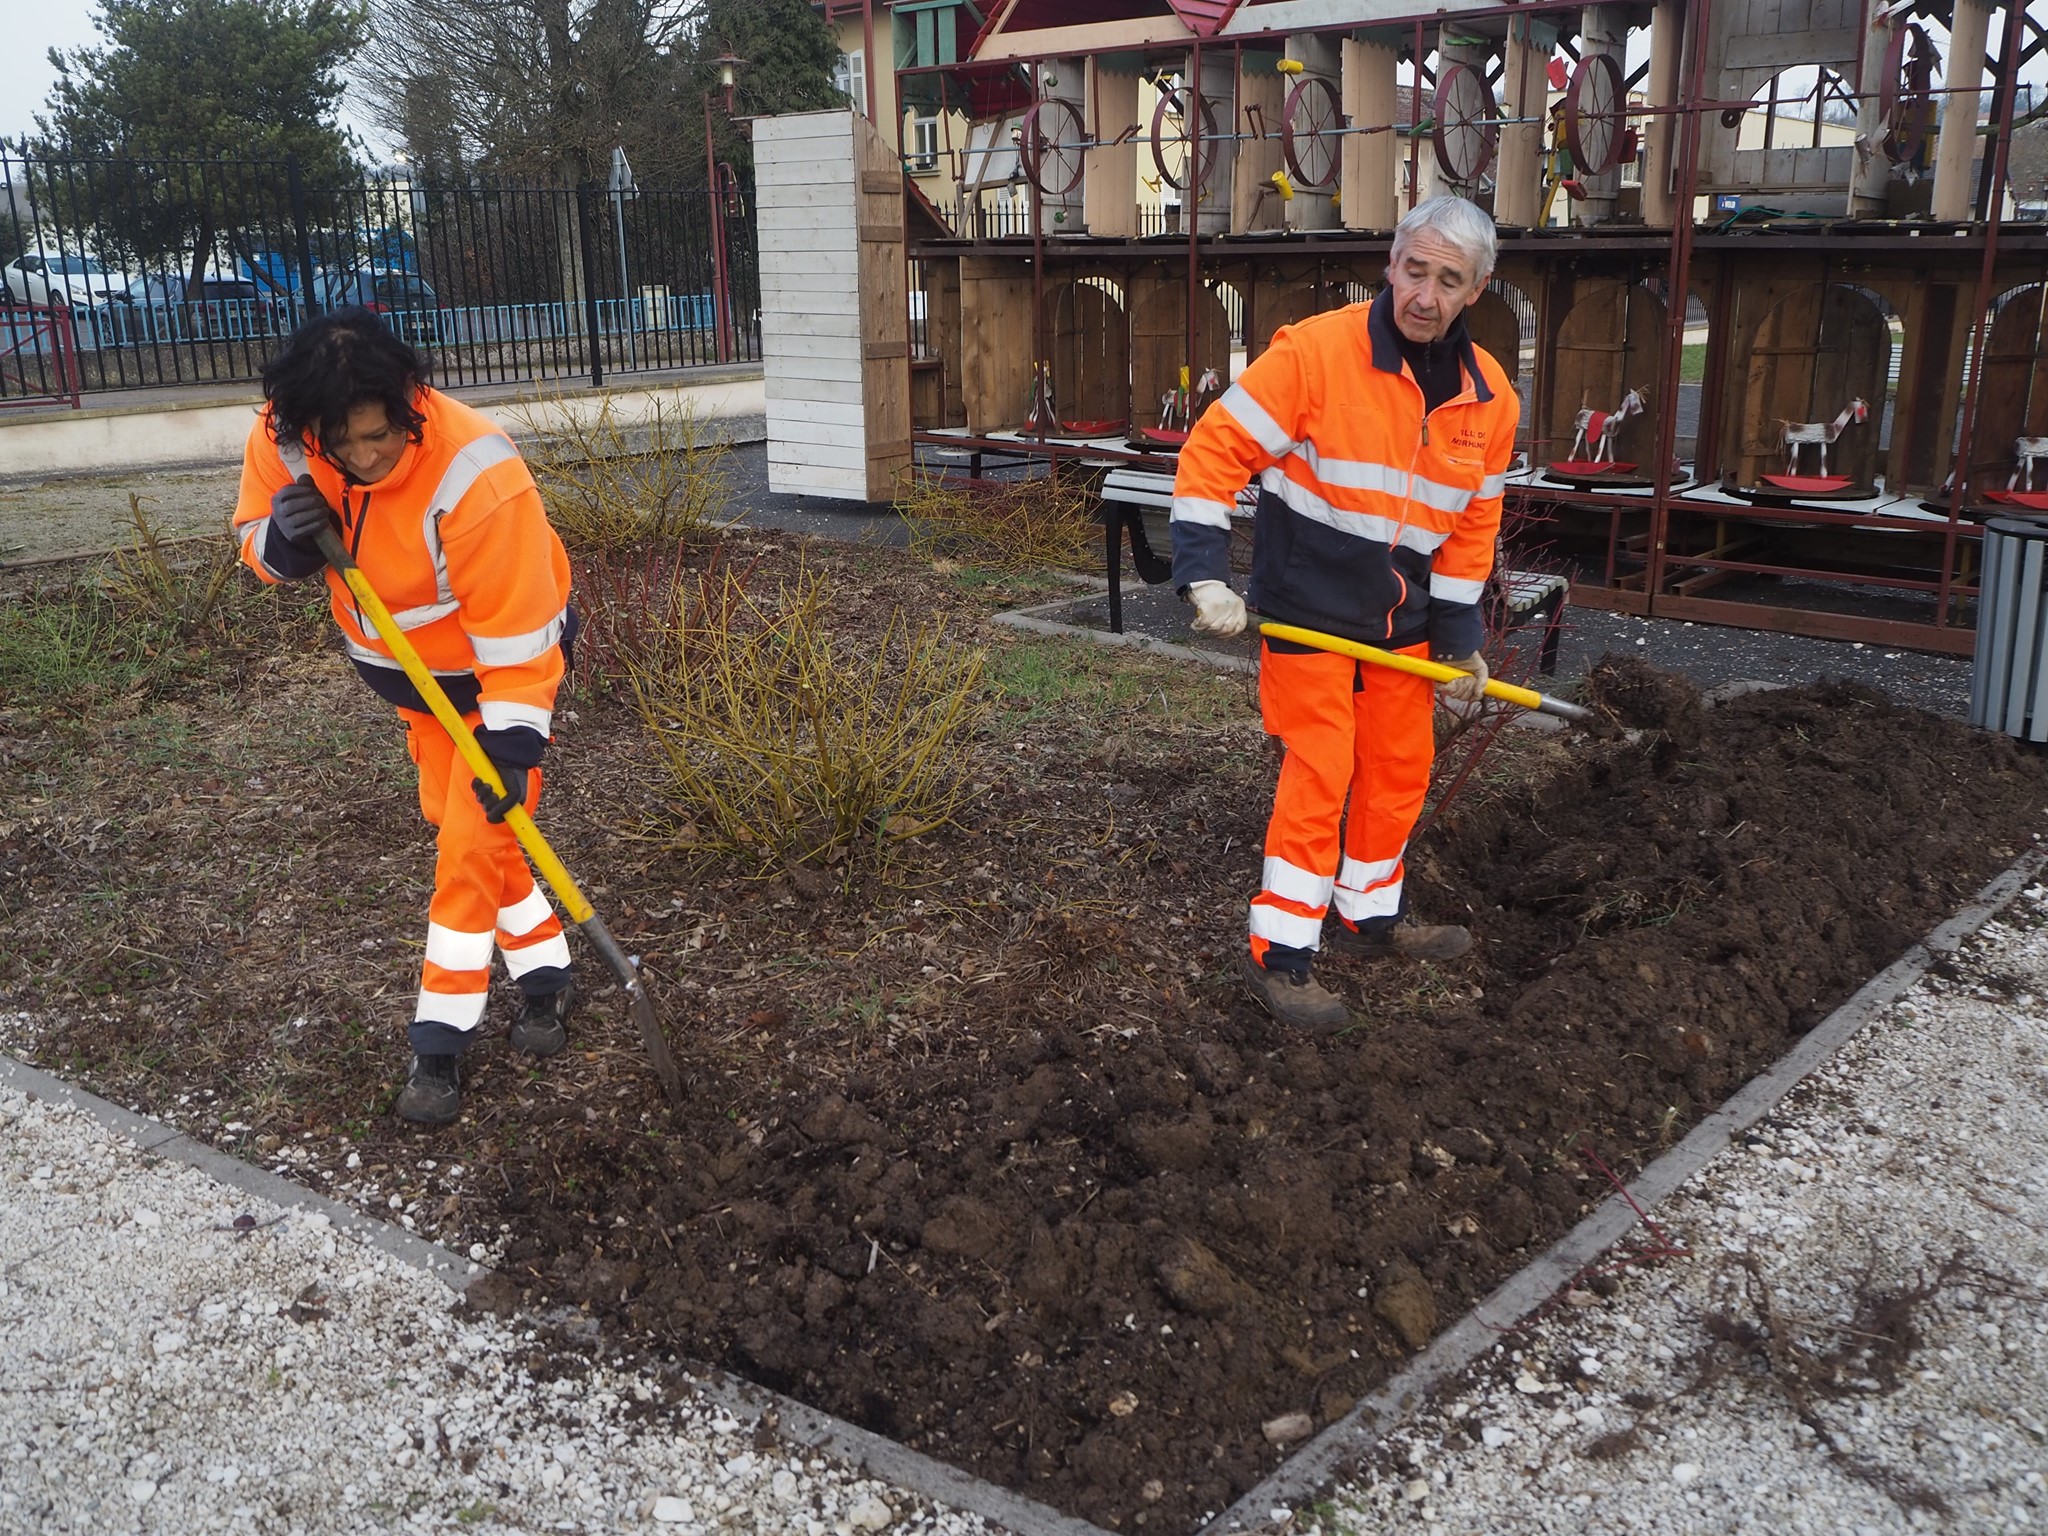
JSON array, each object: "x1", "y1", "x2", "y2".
[
  {"x1": 0, "y1": 1076, "x2": 999, "y2": 1536},
  {"x1": 1302, "y1": 884, "x2": 2048, "y2": 1536},
  {"x1": 6, "y1": 879, "x2": 2048, "y2": 1536}
]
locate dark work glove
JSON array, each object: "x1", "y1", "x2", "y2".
[
  {"x1": 471, "y1": 762, "x2": 528, "y2": 823},
  {"x1": 270, "y1": 474, "x2": 337, "y2": 548},
  {"x1": 470, "y1": 725, "x2": 548, "y2": 824}
]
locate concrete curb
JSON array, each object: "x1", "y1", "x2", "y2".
[{"x1": 1200, "y1": 843, "x2": 2048, "y2": 1533}]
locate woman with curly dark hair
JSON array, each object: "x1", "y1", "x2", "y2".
[{"x1": 232, "y1": 307, "x2": 577, "y2": 1126}]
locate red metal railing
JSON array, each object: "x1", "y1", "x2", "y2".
[{"x1": 0, "y1": 303, "x2": 83, "y2": 411}]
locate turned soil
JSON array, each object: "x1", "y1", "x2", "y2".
[{"x1": 4, "y1": 534, "x2": 2047, "y2": 1534}]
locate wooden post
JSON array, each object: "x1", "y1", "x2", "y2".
[
  {"x1": 1283, "y1": 33, "x2": 1341, "y2": 231},
  {"x1": 1640, "y1": 0, "x2": 1683, "y2": 226},
  {"x1": 1494, "y1": 17, "x2": 1545, "y2": 228},
  {"x1": 1084, "y1": 58, "x2": 1139, "y2": 239},
  {"x1": 1197, "y1": 48, "x2": 1239, "y2": 235},
  {"x1": 1847, "y1": 4, "x2": 1896, "y2": 216},
  {"x1": 757, "y1": 110, "x2": 911, "y2": 503},
  {"x1": 1577, "y1": 4, "x2": 1628, "y2": 223},
  {"x1": 1931, "y1": 0, "x2": 1992, "y2": 223},
  {"x1": 1038, "y1": 58, "x2": 1086, "y2": 233},
  {"x1": 1233, "y1": 52, "x2": 1286, "y2": 232},
  {"x1": 1341, "y1": 38, "x2": 1399, "y2": 231}
]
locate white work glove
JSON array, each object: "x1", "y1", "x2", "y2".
[
  {"x1": 1436, "y1": 650, "x2": 1489, "y2": 703},
  {"x1": 1186, "y1": 579, "x2": 1247, "y2": 637}
]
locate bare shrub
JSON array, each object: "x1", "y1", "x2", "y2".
[
  {"x1": 100, "y1": 494, "x2": 241, "y2": 639},
  {"x1": 520, "y1": 391, "x2": 733, "y2": 553},
  {"x1": 895, "y1": 469, "x2": 1096, "y2": 574},
  {"x1": 632, "y1": 565, "x2": 990, "y2": 871}
]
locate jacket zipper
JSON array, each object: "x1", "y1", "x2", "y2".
[
  {"x1": 1396, "y1": 363, "x2": 1480, "y2": 634},
  {"x1": 343, "y1": 486, "x2": 372, "y2": 636}
]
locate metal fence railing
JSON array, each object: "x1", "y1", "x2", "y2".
[{"x1": 0, "y1": 141, "x2": 761, "y2": 406}]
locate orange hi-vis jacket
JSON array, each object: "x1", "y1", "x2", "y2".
[
  {"x1": 1170, "y1": 290, "x2": 1519, "y2": 661},
  {"x1": 233, "y1": 388, "x2": 572, "y2": 744}
]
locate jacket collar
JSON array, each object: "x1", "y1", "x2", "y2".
[{"x1": 1366, "y1": 288, "x2": 1493, "y2": 404}]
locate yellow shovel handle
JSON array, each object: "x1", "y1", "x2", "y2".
[
  {"x1": 313, "y1": 529, "x2": 595, "y2": 925},
  {"x1": 1257, "y1": 622, "x2": 1591, "y2": 722}
]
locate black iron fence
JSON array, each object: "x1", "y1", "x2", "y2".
[{"x1": 0, "y1": 142, "x2": 761, "y2": 408}]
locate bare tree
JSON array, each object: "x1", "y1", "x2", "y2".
[{"x1": 358, "y1": 0, "x2": 706, "y2": 184}]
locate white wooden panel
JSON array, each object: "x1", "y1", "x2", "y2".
[
  {"x1": 762, "y1": 331, "x2": 865, "y2": 361},
  {"x1": 769, "y1": 438, "x2": 873, "y2": 470},
  {"x1": 754, "y1": 373, "x2": 866, "y2": 406},
  {"x1": 753, "y1": 111, "x2": 858, "y2": 144},
  {"x1": 766, "y1": 397, "x2": 870, "y2": 429},
  {"x1": 758, "y1": 275, "x2": 860, "y2": 302},
  {"x1": 765, "y1": 354, "x2": 868, "y2": 387},
  {"x1": 758, "y1": 206, "x2": 864, "y2": 236},
  {"x1": 768, "y1": 463, "x2": 871, "y2": 500}
]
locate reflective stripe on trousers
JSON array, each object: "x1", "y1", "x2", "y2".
[
  {"x1": 1248, "y1": 640, "x2": 1435, "y2": 972},
  {"x1": 401, "y1": 709, "x2": 571, "y2": 1055}
]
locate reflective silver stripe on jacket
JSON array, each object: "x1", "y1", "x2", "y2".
[
  {"x1": 341, "y1": 635, "x2": 472, "y2": 675},
  {"x1": 1216, "y1": 384, "x2": 1297, "y2": 457},
  {"x1": 468, "y1": 612, "x2": 568, "y2": 667},
  {"x1": 1430, "y1": 573, "x2": 1486, "y2": 604},
  {"x1": 1290, "y1": 438, "x2": 1476, "y2": 514},
  {"x1": 1256, "y1": 468, "x2": 1450, "y2": 556},
  {"x1": 419, "y1": 433, "x2": 524, "y2": 606}
]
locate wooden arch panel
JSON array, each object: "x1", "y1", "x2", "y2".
[
  {"x1": 1129, "y1": 268, "x2": 1230, "y2": 432},
  {"x1": 1545, "y1": 279, "x2": 1666, "y2": 469},
  {"x1": 1046, "y1": 276, "x2": 1131, "y2": 431},
  {"x1": 1249, "y1": 262, "x2": 1320, "y2": 359},
  {"x1": 1466, "y1": 289, "x2": 1526, "y2": 402},
  {"x1": 1726, "y1": 284, "x2": 1890, "y2": 492},
  {"x1": 1969, "y1": 284, "x2": 2048, "y2": 497}
]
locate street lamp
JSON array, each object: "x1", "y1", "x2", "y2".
[{"x1": 704, "y1": 47, "x2": 745, "y2": 364}]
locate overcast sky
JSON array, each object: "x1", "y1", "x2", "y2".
[{"x1": 0, "y1": 0, "x2": 391, "y2": 154}]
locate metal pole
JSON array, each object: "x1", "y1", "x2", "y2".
[
  {"x1": 576, "y1": 182, "x2": 604, "y2": 387},
  {"x1": 707, "y1": 93, "x2": 731, "y2": 366},
  {"x1": 1936, "y1": 0, "x2": 2026, "y2": 630},
  {"x1": 613, "y1": 186, "x2": 635, "y2": 370},
  {"x1": 1642, "y1": 0, "x2": 1714, "y2": 610}
]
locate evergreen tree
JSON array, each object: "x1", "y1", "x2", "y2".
[{"x1": 35, "y1": 0, "x2": 365, "y2": 284}]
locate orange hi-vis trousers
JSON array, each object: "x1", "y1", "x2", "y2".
[
  {"x1": 401, "y1": 709, "x2": 572, "y2": 1055},
  {"x1": 1248, "y1": 640, "x2": 1436, "y2": 975}
]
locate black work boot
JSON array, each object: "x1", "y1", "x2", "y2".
[
  {"x1": 510, "y1": 980, "x2": 576, "y2": 1059},
  {"x1": 1239, "y1": 953, "x2": 1352, "y2": 1034},
  {"x1": 395, "y1": 1053, "x2": 461, "y2": 1125},
  {"x1": 1327, "y1": 919, "x2": 1473, "y2": 962}
]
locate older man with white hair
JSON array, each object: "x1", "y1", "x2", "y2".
[{"x1": 1170, "y1": 194, "x2": 1519, "y2": 1033}]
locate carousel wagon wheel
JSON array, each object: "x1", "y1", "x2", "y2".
[
  {"x1": 1432, "y1": 62, "x2": 1498, "y2": 185},
  {"x1": 1150, "y1": 82, "x2": 1222, "y2": 193},
  {"x1": 1877, "y1": 21, "x2": 1938, "y2": 166},
  {"x1": 1020, "y1": 97, "x2": 1088, "y2": 198},
  {"x1": 1563, "y1": 53, "x2": 1627, "y2": 176},
  {"x1": 1280, "y1": 75, "x2": 1345, "y2": 192}
]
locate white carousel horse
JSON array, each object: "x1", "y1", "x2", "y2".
[
  {"x1": 2009, "y1": 437, "x2": 2048, "y2": 494},
  {"x1": 1780, "y1": 398, "x2": 1868, "y2": 478},
  {"x1": 1567, "y1": 388, "x2": 1645, "y2": 465}
]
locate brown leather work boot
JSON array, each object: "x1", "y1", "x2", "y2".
[
  {"x1": 1327, "y1": 920, "x2": 1473, "y2": 962},
  {"x1": 1239, "y1": 954, "x2": 1352, "y2": 1034}
]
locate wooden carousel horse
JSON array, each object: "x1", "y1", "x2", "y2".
[
  {"x1": 1780, "y1": 398, "x2": 1868, "y2": 479},
  {"x1": 1567, "y1": 388, "x2": 1645, "y2": 465}
]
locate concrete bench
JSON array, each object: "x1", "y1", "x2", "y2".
[{"x1": 1097, "y1": 464, "x2": 1568, "y2": 674}]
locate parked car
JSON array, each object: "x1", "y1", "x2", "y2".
[
  {"x1": 319, "y1": 267, "x2": 440, "y2": 343},
  {"x1": 319, "y1": 267, "x2": 437, "y2": 312},
  {"x1": 117, "y1": 273, "x2": 284, "y2": 341},
  {"x1": 4, "y1": 252, "x2": 131, "y2": 307}
]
